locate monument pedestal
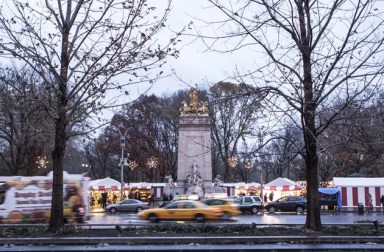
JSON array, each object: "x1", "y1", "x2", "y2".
[{"x1": 176, "y1": 115, "x2": 214, "y2": 198}]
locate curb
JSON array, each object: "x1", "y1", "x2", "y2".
[{"x1": 1, "y1": 235, "x2": 384, "y2": 246}]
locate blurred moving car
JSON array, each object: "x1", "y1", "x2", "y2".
[
  {"x1": 227, "y1": 195, "x2": 238, "y2": 201},
  {"x1": 265, "y1": 196, "x2": 307, "y2": 214},
  {"x1": 235, "y1": 196, "x2": 264, "y2": 214},
  {"x1": 201, "y1": 198, "x2": 241, "y2": 219},
  {"x1": 138, "y1": 200, "x2": 223, "y2": 223},
  {"x1": 158, "y1": 201, "x2": 172, "y2": 208},
  {"x1": 106, "y1": 199, "x2": 149, "y2": 213}
]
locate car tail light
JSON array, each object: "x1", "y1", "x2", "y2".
[
  {"x1": 214, "y1": 208, "x2": 223, "y2": 213},
  {"x1": 78, "y1": 207, "x2": 85, "y2": 215}
]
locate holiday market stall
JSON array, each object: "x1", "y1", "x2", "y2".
[
  {"x1": 333, "y1": 177, "x2": 384, "y2": 211},
  {"x1": 318, "y1": 187, "x2": 342, "y2": 210},
  {"x1": 129, "y1": 182, "x2": 152, "y2": 202},
  {"x1": 247, "y1": 182, "x2": 262, "y2": 195},
  {"x1": 88, "y1": 177, "x2": 127, "y2": 206},
  {"x1": 263, "y1": 177, "x2": 303, "y2": 202}
]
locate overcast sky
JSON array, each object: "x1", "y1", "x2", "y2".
[{"x1": 125, "y1": 0, "x2": 253, "y2": 98}]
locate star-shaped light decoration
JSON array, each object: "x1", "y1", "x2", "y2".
[
  {"x1": 128, "y1": 160, "x2": 138, "y2": 170},
  {"x1": 36, "y1": 156, "x2": 48, "y2": 169},
  {"x1": 147, "y1": 156, "x2": 159, "y2": 169},
  {"x1": 227, "y1": 156, "x2": 238, "y2": 168}
]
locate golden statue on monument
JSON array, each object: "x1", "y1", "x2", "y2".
[
  {"x1": 188, "y1": 88, "x2": 199, "y2": 108},
  {"x1": 181, "y1": 88, "x2": 208, "y2": 115}
]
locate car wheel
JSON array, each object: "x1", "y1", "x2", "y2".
[
  {"x1": 221, "y1": 212, "x2": 230, "y2": 220},
  {"x1": 251, "y1": 206, "x2": 259, "y2": 214},
  {"x1": 268, "y1": 206, "x2": 276, "y2": 214},
  {"x1": 149, "y1": 213, "x2": 158, "y2": 223},
  {"x1": 296, "y1": 206, "x2": 304, "y2": 214},
  {"x1": 136, "y1": 207, "x2": 143, "y2": 213},
  {"x1": 195, "y1": 213, "x2": 205, "y2": 223},
  {"x1": 110, "y1": 207, "x2": 117, "y2": 214}
]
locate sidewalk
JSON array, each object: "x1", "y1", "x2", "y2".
[{"x1": 1, "y1": 243, "x2": 384, "y2": 251}]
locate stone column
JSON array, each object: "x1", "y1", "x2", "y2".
[{"x1": 175, "y1": 115, "x2": 214, "y2": 196}]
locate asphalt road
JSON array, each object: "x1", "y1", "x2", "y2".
[{"x1": 89, "y1": 209, "x2": 384, "y2": 225}]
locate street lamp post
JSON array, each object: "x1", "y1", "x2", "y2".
[
  {"x1": 116, "y1": 127, "x2": 130, "y2": 201},
  {"x1": 256, "y1": 158, "x2": 264, "y2": 214},
  {"x1": 120, "y1": 136, "x2": 125, "y2": 200}
]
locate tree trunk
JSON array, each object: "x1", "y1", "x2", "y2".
[
  {"x1": 47, "y1": 22, "x2": 70, "y2": 233},
  {"x1": 47, "y1": 121, "x2": 66, "y2": 232},
  {"x1": 303, "y1": 114, "x2": 321, "y2": 231},
  {"x1": 302, "y1": 60, "x2": 321, "y2": 230},
  {"x1": 296, "y1": 0, "x2": 321, "y2": 231}
]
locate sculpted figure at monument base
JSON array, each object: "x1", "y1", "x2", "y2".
[{"x1": 163, "y1": 175, "x2": 175, "y2": 197}]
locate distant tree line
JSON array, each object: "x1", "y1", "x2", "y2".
[{"x1": 2, "y1": 77, "x2": 384, "y2": 183}]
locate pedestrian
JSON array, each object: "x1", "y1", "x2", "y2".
[
  {"x1": 101, "y1": 191, "x2": 107, "y2": 209},
  {"x1": 150, "y1": 194, "x2": 155, "y2": 207},
  {"x1": 367, "y1": 193, "x2": 373, "y2": 211},
  {"x1": 169, "y1": 193, "x2": 174, "y2": 201},
  {"x1": 264, "y1": 193, "x2": 268, "y2": 203},
  {"x1": 380, "y1": 195, "x2": 384, "y2": 211},
  {"x1": 269, "y1": 191, "x2": 274, "y2": 202}
]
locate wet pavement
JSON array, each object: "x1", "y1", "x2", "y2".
[
  {"x1": 89, "y1": 207, "x2": 384, "y2": 225},
  {"x1": 1, "y1": 209, "x2": 383, "y2": 251}
]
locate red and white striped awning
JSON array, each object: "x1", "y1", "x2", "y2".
[
  {"x1": 263, "y1": 177, "x2": 303, "y2": 191},
  {"x1": 88, "y1": 177, "x2": 121, "y2": 191},
  {"x1": 130, "y1": 183, "x2": 151, "y2": 189},
  {"x1": 263, "y1": 185, "x2": 302, "y2": 191},
  {"x1": 247, "y1": 182, "x2": 261, "y2": 190},
  {"x1": 89, "y1": 185, "x2": 106, "y2": 190}
]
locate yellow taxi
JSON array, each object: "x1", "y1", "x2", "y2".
[
  {"x1": 138, "y1": 200, "x2": 223, "y2": 223},
  {"x1": 201, "y1": 198, "x2": 241, "y2": 220}
]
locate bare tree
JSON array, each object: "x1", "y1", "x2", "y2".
[
  {"x1": 0, "y1": 0, "x2": 181, "y2": 232},
  {"x1": 268, "y1": 127, "x2": 301, "y2": 179},
  {"x1": 209, "y1": 82, "x2": 262, "y2": 182},
  {"x1": 324, "y1": 98, "x2": 384, "y2": 177},
  {"x1": 0, "y1": 65, "x2": 53, "y2": 175},
  {"x1": 103, "y1": 93, "x2": 181, "y2": 183},
  {"x1": 197, "y1": 0, "x2": 384, "y2": 231}
]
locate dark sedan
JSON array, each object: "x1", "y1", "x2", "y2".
[
  {"x1": 265, "y1": 196, "x2": 307, "y2": 214},
  {"x1": 106, "y1": 199, "x2": 149, "y2": 213}
]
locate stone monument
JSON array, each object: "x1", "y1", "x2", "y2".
[{"x1": 167, "y1": 88, "x2": 215, "y2": 198}]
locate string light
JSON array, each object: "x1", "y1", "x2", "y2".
[
  {"x1": 244, "y1": 159, "x2": 253, "y2": 169},
  {"x1": 228, "y1": 156, "x2": 238, "y2": 168},
  {"x1": 147, "y1": 156, "x2": 159, "y2": 169},
  {"x1": 36, "y1": 156, "x2": 48, "y2": 169},
  {"x1": 128, "y1": 160, "x2": 138, "y2": 170}
]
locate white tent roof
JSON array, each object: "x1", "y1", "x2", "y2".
[
  {"x1": 264, "y1": 177, "x2": 299, "y2": 187},
  {"x1": 264, "y1": 177, "x2": 302, "y2": 191},
  {"x1": 333, "y1": 177, "x2": 384, "y2": 187},
  {"x1": 129, "y1": 182, "x2": 152, "y2": 189},
  {"x1": 89, "y1": 177, "x2": 121, "y2": 190}
]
